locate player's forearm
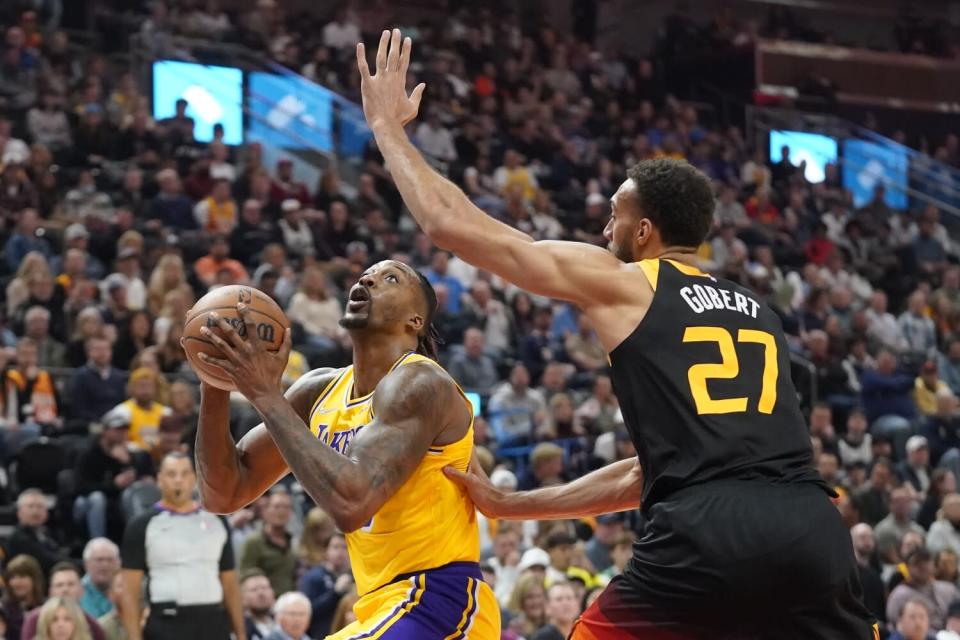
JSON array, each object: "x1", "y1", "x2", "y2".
[
  {"x1": 497, "y1": 458, "x2": 642, "y2": 520},
  {"x1": 195, "y1": 386, "x2": 249, "y2": 512},
  {"x1": 370, "y1": 121, "x2": 532, "y2": 252},
  {"x1": 251, "y1": 392, "x2": 371, "y2": 531}
]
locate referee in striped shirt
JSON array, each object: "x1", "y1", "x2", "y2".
[{"x1": 120, "y1": 452, "x2": 245, "y2": 640}]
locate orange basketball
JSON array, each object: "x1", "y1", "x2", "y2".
[{"x1": 182, "y1": 285, "x2": 290, "y2": 391}]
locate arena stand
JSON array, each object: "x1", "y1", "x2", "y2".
[{"x1": 1, "y1": 0, "x2": 960, "y2": 638}]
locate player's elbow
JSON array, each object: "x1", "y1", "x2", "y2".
[
  {"x1": 332, "y1": 508, "x2": 367, "y2": 534},
  {"x1": 197, "y1": 485, "x2": 242, "y2": 515}
]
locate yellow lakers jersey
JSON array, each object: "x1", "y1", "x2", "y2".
[{"x1": 308, "y1": 352, "x2": 480, "y2": 596}]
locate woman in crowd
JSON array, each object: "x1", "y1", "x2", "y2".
[
  {"x1": 146, "y1": 255, "x2": 194, "y2": 318},
  {"x1": 296, "y1": 507, "x2": 336, "y2": 580},
  {"x1": 111, "y1": 310, "x2": 153, "y2": 370},
  {"x1": 33, "y1": 597, "x2": 92, "y2": 640},
  {"x1": 7, "y1": 253, "x2": 50, "y2": 318},
  {"x1": 506, "y1": 574, "x2": 547, "y2": 638},
  {"x1": 3, "y1": 555, "x2": 44, "y2": 640}
]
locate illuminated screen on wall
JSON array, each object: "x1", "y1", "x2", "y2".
[
  {"x1": 464, "y1": 392, "x2": 482, "y2": 417},
  {"x1": 769, "y1": 130, "x2": 838, "y2": 183},
  {"x1": 842, "y1": 139, "x2": 908, "y2": 210},
  {"x1": 152, "y1": 60, "x2": 243, "y2": 144},
  {"x1": 248, "y1": 72, "x2": 333, "y2": 151}
]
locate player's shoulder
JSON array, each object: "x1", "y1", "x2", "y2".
[
  {"x1": 285, "y1": 367, "x2": 344, "y2": 412},
  {"x1": 378, "y1": 358, "x2": 460, "y2": 404}
]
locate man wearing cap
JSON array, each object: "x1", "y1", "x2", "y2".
[
  {"x1": 277, "y1": 199, "x2": 315, "y2": 262},
  {"x1": 269, "y1": 159, "x2": 310, "y2": 207},
  {"x1": 50, "y1": 223, "x2": 106, "y2": 280},
  {"x1": 194, "y1": 235, "x2": 250, "y2": 288},
  {"x1": 887, "y1": 549, "x2": 959, "y2": 632},
  {"x1": 585, "y1": 513, "x2": 625, "y2": 573},
  {"x1": 112, "y1": 246, "x2": 147, "y2": 311},
  {"x1": 74, "y1": 405, "x2": 155, "y2": 539},
  {"x1": 900, "y1": 436, "x2": 934, "y2": 497},
  {"x1": 517, "y1": 547, "x2": 550, "y2": 582}
]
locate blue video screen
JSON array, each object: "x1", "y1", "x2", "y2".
[
  {"x1": 769, "y1": 130, "x2": 838, "y2": 183},
  {"x1": 152, "y1": 60, "x2": 243, "y2": 145},
  {"x1": 843, "y1": 139, "x2": 908, "y2": 210},
  {"x1": 248, "y1": 72, "x2": 333, "y2": 152},
  {"x1": 464, "y1": 392, "x2": 482, "y2": 417}
]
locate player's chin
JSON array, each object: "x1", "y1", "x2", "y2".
[{"x1": 339, "y1": 313, "x2": 370, "y2": 330}]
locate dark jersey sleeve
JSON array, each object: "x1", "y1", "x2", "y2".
[
  {"x1": 218, "y1": 516, "x2": 235, "y2": 572},
  {"x1": 121, "y1": 510, "x2": 156, "y2": 571}
]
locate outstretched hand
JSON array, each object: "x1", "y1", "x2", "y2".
[
  {"x1": 356, "y1": 28, "x2": 426, "y2": 130},
  {"x1": 443, "y1": 453, "x2": 508, "y2": 518},
  {"x1": 197, "y1": 303, "x2": 292, "y2": 404}
]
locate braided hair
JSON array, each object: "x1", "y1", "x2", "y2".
[{"x1": 415, "y1": 271, "x2": 442, "y2": 361}]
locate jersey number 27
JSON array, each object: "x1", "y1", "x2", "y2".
[{"x1": 683, "y1": 326, "x2": 778, "y2": 415}]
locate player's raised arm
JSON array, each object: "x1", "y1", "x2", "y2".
[
  {"x1": 201, "y1": 306, "x2": 466, "y2": 532},
  {"x1": 356, "y1": 30, "x2": 627, "y2": 306}
]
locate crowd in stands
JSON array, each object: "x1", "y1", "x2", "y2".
[{"x1": 1, "y1": 1, "x2": 960, "y2": 639}]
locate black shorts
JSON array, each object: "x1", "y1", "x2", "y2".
[{"x1": 572, "y1": 481, "x2": 878, "y2": 640}]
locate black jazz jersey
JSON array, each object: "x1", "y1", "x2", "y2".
[{"x1": 609, "y1": 259, "x2": 826, "y2": 510}]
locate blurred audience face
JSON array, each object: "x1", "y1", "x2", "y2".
[
  {"x1": 908, "y1": 554, "x2": 934, "y2": 586},
  {"x1": 241, "y1": 575, "x2": 275, "y2": 616},
  {"x1": 17, "y1": 492, "x2": 47, "y2": 527},
  {"x1": 276, "y1": 596, "x2": 311, "y2": 639},
  {"x1": 545, "y1": 583, "x2": 580, "y2": 626},
  {"x1": 510, "y1": 364, "x2": 530, "y2": 392},
  {"x1": 131, "y1": 376, "x2": 156, "y2": 404},
  {"x1": 850, "y1": 523, "x2": 874, "y2": 559},
  {"x1": 890, "y1": 488, "x2": 913, "y2": 520},
  {"x1": 494, "y1": 530, "x2": 519, "y2": 564},
  {"x1": 326, "y1": 534, "x2": 349, "y2": 573},
  {"x1": 464, "y1": 328, "x2": 485, "y2": 358},
  {"x1": 898, "y1": 600, "x2": 930, "y2": 640},
  {"x1": 263, "y1": 492, "x2": 293, "y2": 529},
  {"x1": 49, "y1": 568, "x2": 82, "y2": 599},
  {"x1": 84, "y1": 540, "x2": 120, "y2": 589},
  {"x1": 47, "y1": 605, "x2": 77, "y2": 640}
]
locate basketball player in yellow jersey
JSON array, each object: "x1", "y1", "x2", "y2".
[{"x1": 191, "y1": 260, "x2": 499, "y2": 639}]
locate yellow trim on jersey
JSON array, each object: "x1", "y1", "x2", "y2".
[
  {"x1": 637, "y1": 258, "x2": 660, "y2": 292},
  {"x1": 665, "y1": 258, "x2": 709, "y2": 277},
  {"x1": 443, "y1": 577, "x2": 479, "y2": 640}
]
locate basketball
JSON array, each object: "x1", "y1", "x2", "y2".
[{"x1": 182, "y1": 285, "x2": 290, "y2": 391}]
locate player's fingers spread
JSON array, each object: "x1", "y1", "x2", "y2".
[
  {"x1": 387, "y1": 28, "x2": 401, "y2": 71},
  {"x1": 200, "y1": 326, "x2": 239, "y2": 361},
  {"x1": 356, "y1": 43, "x2": 371, "y2": 80},
  {"x1": 399, "y1": 36, "x2": 412, "y2": 75},
  {"x1": 410, "y1": 83, "x2": 426, "y2": 110},
  {"x1": 375, "y1": 29, "x2": 389, "y2": 71}
]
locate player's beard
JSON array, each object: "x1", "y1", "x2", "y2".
[
  {"x1": 339, "y1": 305, "x2": 371, "y2": 329},
  {"x1": 609, "y1": 241, "x2": 634, "y2": 263}
]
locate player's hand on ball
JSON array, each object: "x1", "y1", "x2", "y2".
[
  {"x1": 198, "y1": 303, "x2": 292, "y2": 402},
  {"x1": 356, "y1": 28, "x2": 425, "y2": 129},
  {"x1": 443, "y1": 454, "x2": 506, "y2": 518}
]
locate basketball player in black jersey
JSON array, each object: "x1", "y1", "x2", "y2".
[{"x1": 357, "y1": 30, "x2": 876, "y2": 639}]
